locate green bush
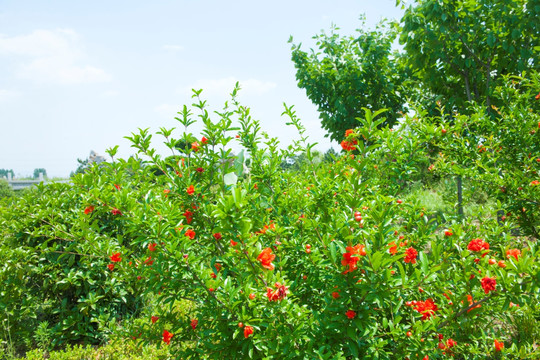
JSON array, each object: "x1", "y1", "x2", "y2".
[{"x1": 1, "y1": 79, "x2": 539, "y2": 359}]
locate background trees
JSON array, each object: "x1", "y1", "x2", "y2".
[
  {"x1": 290, "y1": 0, "x2": 540, "y2": 136},
  {"x1": 290, "y1": 19, "x2": 407, "y2": 142}
]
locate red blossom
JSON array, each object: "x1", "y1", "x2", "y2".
[
  {"x1": 345, "y1": 129, "x2": 354, "y2": 137},
  {"x1": 162, "y1": 330, "x2": 173, "y2": 345},
  {"x1": 481, "y1": 276, "x2": 496, "y2": 294},
  {"x1": 186, "y1": 185, "x2": 195, "y2": 195},
  {"x1": 144, "y1": 256, "x2": 154, "y2": 266},
  {"x1": 84, "y1": 205, "x2": 95, "y2": 214},
  {"x1": 266, "y1": 282, "x2": 289, "y2": 301},
  {"x1": 494, "y1": 339, "x2": 504, "y2": 352},
  {"x1": 413, "y1": 299, "x2": 438, "y2": 320},
  {"x1": 506, "y1": 248, "x2": 521, "y2": 261},
  {"x1": 114, "y1": 184, "x2": 121, "y2": 190},
  {"x1": 444, "y1": 229, "x2": 453, "y2": 237},
  {"x1": 332, "y1": 291, "x2": 340, "y2": 299},
  {"x1": 196, "y1": 167, "x2": 204, "y2": 173},
  {"x1": 191, "y1": 142, "x2": 200, "y2": 152},
  {"x1": 110, "y1": 252, "x2": 122, "y2": 262},
  {"x1": 345, "y1": 310, "x2": 356, "y2": 319},
  {"x1": 213, "y1": 233, "x2": 222, "y2": 240},
  {"x1": 244, "y1": 325, "x2": 253, "y2": 338},
  {"x1": 107, "y1": 263, "x2": 115, "y2": 271},
  {"x1": 185, "y1": 229, "x2": 196, "y2": 239},
  {"x1": 404, "y1": 247, "x2": 418, "y2": 264},
  {"x1": 201, "y1": 136, "x2": 208, "y2": 144},
  {"x1": 190, "y1": 319, "x2": 198, "y2": 329},
  {"x1": 341, "y1": 252, "x2": 359, "y2": 274},
  {"x1": 388, "y1": 242, "x2": 398, "y2": 255},
  {"x1": 183, "y1": 210, "x2": 193, "y2": 224},
  {"x1": 446, "y1": 338, "x2": 457, "y2": 348},
  {"x1": 257, "y1": 248, "x2": 276, "y2": 270},
  {"x1": 340, "y1": 140, "x2": 357, "y2": 152},
  {"x1": 111, "y1": 208, "x2": 122, "y2": 216},
  {"x1": 346, "y1": 244, "x2": 367, "y2": 256},
  {"x1": 148, "y1": 243, "x2": 157, "y2": 251},
  {"x1": 230, "y1": 239, "x2": 238, "y2": 246},
  {"x1": 151, "y1": 316, "x2": 159, "y2": 324},
  {"x1": 467, "y1": 238, "x2": 490, "y2": 252}
]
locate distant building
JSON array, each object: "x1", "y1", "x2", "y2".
[{"x1": 88, "y1": 150, "x2": 106, "y2": 164}]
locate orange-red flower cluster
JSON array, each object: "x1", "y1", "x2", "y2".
[
  {"x1": 162, "y1": 330, "x2": 173, "y2": 344},
  {"x1": 467, "y1": 238, "x2": 489, "y2": 252},
  {"x1": 341, "y1": 244, "x2": 366, "y2": 274},
  {"x1": 345, "y1": 310, "x2": 356, "y2": 319},
  {"x1": 404, "y1": 247, "x2": 418, "y2": 264},
  {"x1": 407, "y1": 299, "x2": 438, "y2": 320},
  {"x1": 481, "y1": 276, "x2": 496, "y2": 294},
  {"x1": 340, "y1": 139, "x2": 358, "y2": 152},
  {"x1": 258, "y1": 248, "x2": 276, "y2": 270},
  {"x1": 266, "y1": 282, "x2": 288, "y2": 301},
  {"x1": 506, "y1": 248, "x2": 521, "y2": 261},
  {"x1": 244, "y1": 325, "x2": 253, "y2": 338}
]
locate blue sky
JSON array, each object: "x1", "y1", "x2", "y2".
[{"x1": 0, "y1": 0, "x2": 404, "y2": 177}]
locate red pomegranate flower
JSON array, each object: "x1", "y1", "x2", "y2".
[
  {"x1": 388, "y1": 242, "x2": 398, "y2": 255},
  {"x1": 467, "y1": 238, "x2": 490, "y2": 252},
  {"x1": 186, "y1": 185, "x2": 195, "y2": 195},
  {"x1": 494, "y1": 339, "x2": 504, "y2": 351},
  {"x1": 257, "y1": 248, "x2": 276, "y2": 270},
  {"x1": 107, "y1": 263, "x2": 115, "y2": 271},
  {"x1": 148, "y1": 243, "x2": 157, "y2": 251},
  {"x1": 346, "y1": 244, "x2": 367, "y2": 256},
  {"x1": 340, "y1": 140, "x2": 357, "y2": 152},
  {"x1": 266, "y1": 282, "x2": 289, "y2": 301},
  {"x1": 185, "y1": 229, "x2": 196, "y2": 239},
  {"x1": 162, "y1": 330, "x2": 173, "y2": 345},
  {"x1": 244, "y1": 325, "x2": 253, "y2": 338},
  {"x1": 191, "y1": 319, "x2": 198, "y2": 329},
  {"x1": 481, "y1": 277, "x2": 496, "y2": 294},
  {"x1": 151, "y1": 316, "x2": 159, "y2": 324},
  {"x1": 111, "y1": 208, "x2": 122, "y2": 216},
  {"x1": 413, "y1": 299, "x2": 438, "y2": 320},
  {"x1": 110, "y1": 252, "x2": 122, "y2": 262},
  {"x1": 506, "y1": 248, "x2": 521, "y2": 261},
  {"x1": 84, "y1": 205, "x2": 95, "y2": 214},
  {"x1": 191, "y1": 142, "x2": 200, "y2": 152},
  {"x1": 341, "y1": 252, "x2": 359, "y2": 274},
  {"x1": 345, "y1": 310, "x2": 356, "y2": 319},
  {"x1": 183, "y1": 210, "x2": 193, "y2": 224},
  {"x1": 345, "y1": 129, "x2": 354, "y2": 137},
  {"x1": 213, "y1": 233, "x2": 222, "y2": 240},
  {"x1": 404, "y1": 247, "x2": 418, "y2": 264}
]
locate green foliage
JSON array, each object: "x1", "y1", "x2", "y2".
[
  {"x1": 0, "y1": 180, "x2": 14, "y2": 199},
  {"x1": 1, "y1": 79, "x2": 539, "y2": 359},
  {"x1": 290, "y1": 19, "x2": 407, "y2": 142},
  {"x1": 23, "y1": 339, "x2": 170, "y2": 360},
  {"x1": 400, "y1": 0, "x2": 539, "y2": 113}
]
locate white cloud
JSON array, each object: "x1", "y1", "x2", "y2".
[
  {"x1": 183, "y1": 77, "x2": 277, "y2": 97},
  {"x1": 0, "y1": 29, "x2": 111, "y2": 84},
  {"x1": 163, "y1": 44, "x2": 184, "y2": 51},
  {"x1": 0, "y1": 89, "x2": 21, "y2": 102}
]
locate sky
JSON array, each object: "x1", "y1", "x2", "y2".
[{"x1": 0, "y1": 0, "x2": 405, "y2": 177}]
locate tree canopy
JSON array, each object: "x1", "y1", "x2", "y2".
[{"x1": 290, "y1": 0, "x2": 540, "y2": 139}]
